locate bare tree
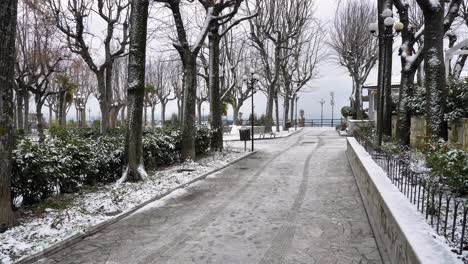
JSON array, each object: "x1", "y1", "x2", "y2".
[
  {"x1": 247, "y1": 0, "x2": 309, "y2": 132},
  {"x1": 329, "y1": 0, "x2": 378, "y2": 119},
  {"x1": 111, "y1": 56, "x2": 128, "y2": 128},
  {"x1": 120, "y1": 0, "x2": 149, "y2": 183},
  {"x1": 0, "y1": 0, "x2": 18, "y2": 232},
  {"x1": 394, "y1": 0, "x2": 461, "y2": 143},
  {"x1": 280, "y1": 19, "x2": 325, "y2": 131},
  {"x1": 199, "y1": 0, "x2": 255, "y2": 151},
  {"x1": 70, "y1": 59, "x2": 94, "y2": 127},
  {"x1": 153, "y1": 0, "x2": 217, "y2": 159},
  {"x1": 221, "y1": 32, "x2": 251, "y2": 125},
  {"x1": 48, "y1": 0, "x2": 129, "y2": 134},
  {"x1": 15, "y1": 0, "x2": 66, "y2": 142}
]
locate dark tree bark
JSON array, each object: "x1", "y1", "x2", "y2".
[
  {"x1": 48, "y1": 0, "x2": 129, "y2": 135},
  {"x1": 414, "y1": 0, "x2": 461, "y2": 140},
  {"x1": 120, "y1": 0, "x2": 149, "y2": 183},
  {"x1": 208, "y1": 28, "x2": 223, "y2": 150},
  {"x1": 395, "y1": 0, "x2": 460, "y2": 144},
  {"x1": 155, "y1": 0, "x2": 214, "y2": 160},
  {"x1": 378, "y1": 0, "x2": 394, "y2": 137},
  {"x1": 0, "y1": 0, "x2": 17, "y2": 231}
]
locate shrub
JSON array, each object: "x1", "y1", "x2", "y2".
[
  {"x1": 446, "y1": 77, "x2": 468, "y2": 122},
  {"x1": 12, "y1": 125, "x2": 213, "y2": 206},
  {"x1": 195, "y1": 124, "x2": 212, "y2": 154},
  {"x1": 341, "y1": 106, "x2": 356, "y2": 118},
  {"x1": 425, "y1": 140, "x2": 468, "y2": 194}
]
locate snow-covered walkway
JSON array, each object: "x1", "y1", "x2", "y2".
[{"x1": 35, "y1": 128, "x2": 383, "y2": 264}]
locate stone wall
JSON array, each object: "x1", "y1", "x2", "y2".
[
  {"x1": 410, "y1": 116, "x2": 468, "y2": 150},
  {"x1": 346, "y1": 137, "x2": 459, "y2": 264},
  {"x1": 449, "y1": 118, "x2": 468, "y2": 151},
  {"x1": 410, "y1": 116, "x2": 427, "y2": 149}
]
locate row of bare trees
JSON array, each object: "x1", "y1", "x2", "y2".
[
  {"x1": 1, "y1": 0, "x2": 325, "y2": 228},
  {"x1": 330, "y1": 0, "x2": 466, "y2": 145}
]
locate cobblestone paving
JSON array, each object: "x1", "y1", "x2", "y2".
[{"x1": 37, "y1": 128, "x2": 382, "y2": 264}]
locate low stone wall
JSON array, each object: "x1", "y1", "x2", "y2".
[
  {"x1": 449, "y1": 118, "x2": 468, "y2": 151},
  {"x1": 346, "y1": 137, "x2": 460, "y2": 264},
  {"x1": 410, "y1": 116, "x2": 426, "y2": 149},
  {"x1": 346, "y1": 119, "x2": 374, "y2": 135}
]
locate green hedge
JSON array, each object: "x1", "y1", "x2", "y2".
[{"x1": 12, "y1": 126, "x2": 212, "y2": 206}]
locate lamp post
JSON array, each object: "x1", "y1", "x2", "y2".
[
  {"x1": 369, "y1": 9, "x2": 403, "y2": 146},
  {"x1": 243, "y1": 68, "x2": 259, "y2": 152},
  {"x1": 330, "y1": 92, "x2": 335, "y2": 128},
  {"x1": 319, "y1": 98, "x2": 325, "y2": 127},
  {"x1": 295, "y1": 96, "x2": 299, "y2": 131},
  {"x1": 75, "y1": 92, "x2": 85, "y2": 127}
]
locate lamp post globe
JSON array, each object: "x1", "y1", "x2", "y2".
[
  {"x1": 394, "y1": 21, "x2": 404, "y2": 32},
  {"x1": 384, "y1": 17, "x2": 395, "y2": 27},
  {"x1": 381, "y1": 8, "x2": 393, "y2": 18},
  {"x1": 368, "y1": 22, "x2": 378, "y2": 34}
]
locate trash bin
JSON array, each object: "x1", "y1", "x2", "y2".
[{"x1": 239, "y1": 128, "x2": 251, "y2": 141}]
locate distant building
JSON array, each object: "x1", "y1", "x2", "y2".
[{"x1": 363, "y1": 84, "x2": 400, "y2": 121}]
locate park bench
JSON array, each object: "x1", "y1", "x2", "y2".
[
  {"x1": 223, "y1": 126, "x2": 232, "y2": 134},
  {"x1": 251, "y1": 126, "x2": 276, "y2": 139}
]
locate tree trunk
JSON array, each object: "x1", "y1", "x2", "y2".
[
  {"x1": 181, "y1": 55, "x2": 198, "y2": 160},
  {"x1": 208, "y1": 25, "x2": 223, "y2": 151},
  {"x1": 282, "y1": 93, "x2": 290, "y2": 131},
  {"x1": 396, "y1": 69, "x2": 416, "y2": 145},
  {"x1": 35, "y1": 97, "x2": 45, "y2": 143},
  {"x1": 120, "y1": 105, "x2": 125, "y2": 126},
  {"x1": 453, "y1": 53, "x2": 467, "y2": 79},
  {"x1": 0, "y1": 0, "x2": 17, "y2": 231},
  {"x1": 23, "y1": 92, "x2": 29, "y2": 133},
  {"x1": 233, "y1": 103, "x2": 240, "y2": 126},
  {"x1": 81, "y1": 107, "x2": 86, "y2": 127},
  {"x1": 58, "y1": 92, "x2": 66, "y2": 127},
  {"x1": 143, "y1": 104, "x2": 147, "y2": 128},
  {"x1": 274, "y1": 93, "x2": 280, "y2": 132},
  {"x1": 96, "y1": 72, "x2": 110, "y2": 134},
  {"x1": 16, "y1": 89, "x2": 23, "y2": 131},
  {"x1": 290, "y1": 96, "x2": 295, "y2": 127},
  {"x1": 197, "y1": 100, "x2": 202, "y2": 125},
  {"x1": 421, "y1": 2, "x2": 447, "y2": 140},
  {"x1": 120, "y1": 0, "x2": 149, "y2": 183},
  {"x1": 48, "y1": 103, "x2": 53, "y2": 127},
  {"x1": 354, "y1": 79, "x2": 364, "y2": 120},
  {"x1": 151, "y1": 105, "x2": 156, "y2": 127},
  {"x1": 161, "y1": 102, "x2": 166, "y2": 124}
]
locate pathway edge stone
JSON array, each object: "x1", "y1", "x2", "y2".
[{"x1": 16, "y1": 151, "x2": 258, "y2": 264}]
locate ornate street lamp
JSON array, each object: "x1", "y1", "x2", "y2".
[
  {"x1": 319, "y1": 98, "x2": 326, "y2": 127},
  {"x1": 369, "y1": 9, "x2": 403, "y2": 146},
  {"x1": 75, "y1": 92, "x2": 85, "y2": 127},
  {"x1": 330, "y1": 92, "x2": 335, "y2": 128},
  {"x1": 243, "y1": 68, "x2": 260, "y2": 152},
  {"x1": 295, "y1": 96, "x2": 299, "y2": 131}
]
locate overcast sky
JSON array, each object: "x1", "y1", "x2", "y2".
[{"x1": 79, "y1": 0, "x2": 392, "y2": 122}]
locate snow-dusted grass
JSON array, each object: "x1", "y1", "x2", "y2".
[{"x1": 0, "y1": 149, "x2": 246, "y2": 264}]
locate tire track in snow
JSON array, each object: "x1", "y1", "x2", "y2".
[
  {"x1": 257, "y1": 134, "x2": 325, "y2": 264},
  {"x1": 137, "y1": 130, "x2": 315, "y2": 263}
]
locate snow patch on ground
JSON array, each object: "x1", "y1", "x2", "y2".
[{"x1": 0, "y1": 150, "x2": 245, "y2": 264}]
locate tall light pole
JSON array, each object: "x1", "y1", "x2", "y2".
[
  {"x1": 243, "y1": 68, "x2": 260, "y2": 152},
  {"x1": 319, "y1": 98, "x2": 325, "y2": 127},
  {"x1": 330, "y1": 92, "x2": 335, "y2": 128},
  {"x1": 369, "y1": 10, "x2": 403, "y2": 145},
  {"x1": 75, "y1": 92, "x2": 85, "y2": 127},
  {"x1": 295, "y1": 96, "x2": 299, "y2": 131}
]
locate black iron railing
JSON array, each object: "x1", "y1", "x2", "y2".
[{"x1": 355, "y1": 134, "x2": 468, "y2": 255}]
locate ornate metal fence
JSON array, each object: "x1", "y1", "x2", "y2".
[{"x1": 355, "y1": 134, "x2": 468, "y2": 255}]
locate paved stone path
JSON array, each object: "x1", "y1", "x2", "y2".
[{"x1": 38, "y1": 128, "x2": 382, "y2": 264}]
